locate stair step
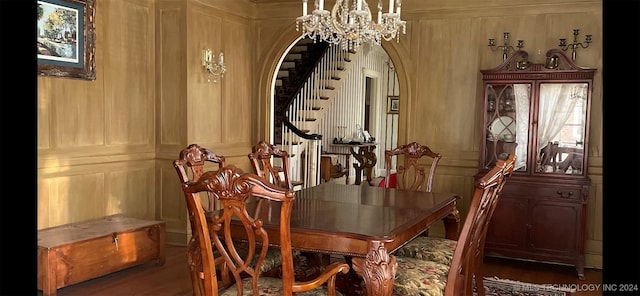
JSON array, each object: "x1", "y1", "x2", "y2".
[
  {"x1": 320, "y1": 88, "x2": 337, "y2": 98},
  {"x1": 284, "y1": 53, "x2": 302, "y2": 61},
  {"x1": 290, "y1": 45, "x2": 308, "y2": 53},
  {"x1": 281, "y1": 61, "x2": 296, "y2": 69},
  {"x1": 277, "y1": 70, "x2": 289, "y2": 78},
  {"x1": 304, "y1": 98, "x2": 329, "y2": 109},
  {"x1": 327, "y1": 79, "x2": 341, "y2": 89}
]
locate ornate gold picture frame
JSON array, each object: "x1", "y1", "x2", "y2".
[{"x1": 37, "y1": 0, "x2": 96, "y2": 80}]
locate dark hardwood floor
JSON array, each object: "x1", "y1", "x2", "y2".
[{"x1": 38, "y1": 245, "x2": 602, "y2": 296}]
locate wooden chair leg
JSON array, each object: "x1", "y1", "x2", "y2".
[{"x1": 475, "y1": 273, "x2": 486, "y2": 296}]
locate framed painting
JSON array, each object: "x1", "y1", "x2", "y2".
[
  {"x1": 37, "y1": 0, "x2": 95, "y2": 80},
  {"x1": 387, "y1": 96, "x2": 399, "y2": 114}
]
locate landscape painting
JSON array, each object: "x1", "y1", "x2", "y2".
[{"x1": 37, "y1": 0, "x2": 96, "y2": 80}]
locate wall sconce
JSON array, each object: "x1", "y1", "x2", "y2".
[
  {"x1": 488, "y1": 32, "x2": 524, "y2": 61},
  {"x1": 558, "y1": 29, "x2": 592, "y2": 61},
  {"x1": 202, "y1": 48, "x2": 226, "y2": 83}
]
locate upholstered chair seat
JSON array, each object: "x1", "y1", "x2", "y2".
[
  {"x1": 220, "y1": 276, "x2": 345, "y2": 296},
  {"x1": 392, "y1": 154, "x2": 516, "y2": 296},
  {"x1": 392, "y1": 256, "x2": 450, "y2": 296},
  {"x1": 394, "y1": 236, "x2": 457, "y2": 265}
]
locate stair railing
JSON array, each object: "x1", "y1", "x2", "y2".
[{"x1": 281, "y1": 44, "x2": 347, "y2": 188}]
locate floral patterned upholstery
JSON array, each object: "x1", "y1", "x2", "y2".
[
  {"x1": 220, "y1": 276, "x2": 345, "y2": 296},
  {"x1": 214, "y1": 244, "x2": 301, "y2": 274},
  {"x1": 395, "y1": 236, "x2": 457, "y2": 265},
  {"x1": 392, "y1": 256, "x2": 450, "y2": 296}
]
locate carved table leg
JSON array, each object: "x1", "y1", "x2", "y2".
[
  {"x1": 443, "y1": 207, "x2": 460, "y2": 240},
  {"x1": 351, "y1": 242, "x2": 397, "y2": 296}
]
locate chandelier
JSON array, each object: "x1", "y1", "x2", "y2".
[{"x1": 296, "y1": 0, "x2": 406, "y2": 50}]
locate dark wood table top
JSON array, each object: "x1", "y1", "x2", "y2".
[{"x1": 240, "y1": 182, "x2": 460, "y2": 257}]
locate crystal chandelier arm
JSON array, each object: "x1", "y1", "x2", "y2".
[{"x1": 303, "y1": 0, "x2": 307, "y2": 16}]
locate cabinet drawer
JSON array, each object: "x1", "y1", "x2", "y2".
[{"x1": 502, "y1": 183, "x2": 583, "y2": 201}]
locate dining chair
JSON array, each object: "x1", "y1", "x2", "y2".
[
  {"x1": 248, "y1": 140, "x2": 328, "y2": 279},
  {"x1": 174, "y1": 144, "x2": 293, "y2": 294},
  {"x1": 178, "y1": 164, "x2": 350, "y2": 295},
  {"x1": 378, "y1": 142, "x2": 442, "y2": 237},
  {"x1": 248, "y1": 140, "x2": 301, "y2": 190},
  {"x1": 174, "y1": 144, "x2": 227, "y2": 292},
  {"x1": 174, "y1": 143, "x2": 226, "y2": 209},
  {"x1": 381, "y1": 142, "x2": 442, "y2": 192},
  {"x1": 394, "y1": 153, "x2": 516, "y2": 266},
  {"x1": 392, "y1": 154, "x2": 515, "y2": 296}
]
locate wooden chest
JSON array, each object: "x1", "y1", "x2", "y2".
[{"x1": 37, "y1": 215, "x2": 166, "y2": 296}]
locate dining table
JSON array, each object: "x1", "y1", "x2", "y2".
[{"x1": 233, "y1": 182, "x2": 461, "y2": 296}]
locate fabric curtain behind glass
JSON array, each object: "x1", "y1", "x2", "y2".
[
  {"x1": 536, "y1": 83, "x2": 585, "y2": 155},
  {"x1": 513, "y1": 84, "x2": 530, "y2": 171}
]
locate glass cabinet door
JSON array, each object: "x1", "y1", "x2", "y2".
[
  {"x1": 483, "y1": 83, "x2": 530, "y2": 171},
  {"x1": 535, "y1": 83, "x2": 588, "y2": 175}
]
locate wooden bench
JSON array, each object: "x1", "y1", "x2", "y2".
[{"x1": 37, "y1": 215, "x2": 166, "y2": 296}]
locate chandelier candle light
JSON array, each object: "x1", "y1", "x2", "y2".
[
  {"x1": 558, "y1": 29, "x2": 592, "y2": 61},
  {"x1": 296, "y1": 0, "x2": 406, "y2": 50},
  {"x1": 202, "y1": 48, "x2": 226, "y2": 83},
  {"x1": 488, "y1": 32, "x2": 524, "y2": 61}
]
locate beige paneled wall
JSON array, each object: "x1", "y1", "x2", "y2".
[
  {"x1": 38, "y1": 0, "x2": 157, "y2": 229},
  {"x1": 155, "y1": 0, "x2": 256, "y2": 244},
  {"x1": 157, "y1": 0, "x2": 187, "y2": 147}
]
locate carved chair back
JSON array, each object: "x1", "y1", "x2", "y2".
[
  {"x1": 173, "y1": 144, "x2": 226, "y2": 295},
  {"x1": 445, "y1": 154, "x2": 514, "y2": 295},
  {"x1": 383, "y1": 142, "x2": 442, "y2": 192},
  {"x1": 177, "y1": 164, "x2": 349, "y2": 295},
  {"x1": 174, "y1": 143, "x2": 226, "y2": 213},
  {"x1": 248, "y1": 141, "x2": 293, "y2": 190}
]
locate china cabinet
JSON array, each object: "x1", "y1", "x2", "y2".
[{"x1": 477, "y1": 49, "x2": 595, "y2": 279}]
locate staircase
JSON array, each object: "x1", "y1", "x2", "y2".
[{"x1": 274, "y1": 39, "x2": 357, "y2": 188}]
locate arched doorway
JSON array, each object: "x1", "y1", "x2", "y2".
[{"x1": 268, "y1": 39, "x2": 400, "y2": 184}]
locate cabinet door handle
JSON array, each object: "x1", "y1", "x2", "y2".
[{"x1": 557, "y1": 190, "x2": 574, "y2": 198}]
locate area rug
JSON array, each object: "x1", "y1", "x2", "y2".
[{"x1": 479, "y1": 276, "x2": 576, "y2": 296}]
